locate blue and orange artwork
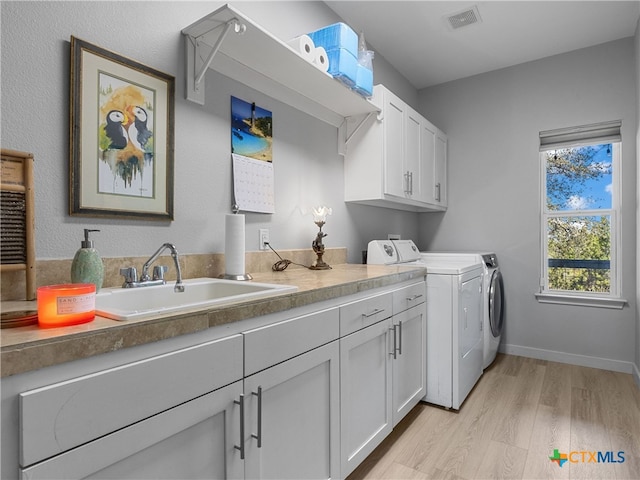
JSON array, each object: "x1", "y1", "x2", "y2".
[
  {"x1": 98, "y1": 72, "x2": 155, "y2": 197},
  {"x1": 231, "y1": 96, "x2": 272, "y2": 162}
]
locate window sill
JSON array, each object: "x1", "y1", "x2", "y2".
[{"x1": 535, "y1": 292, "x2": 627, "y2": 309}]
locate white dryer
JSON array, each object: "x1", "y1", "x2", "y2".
[
  {"x1": 367, "y1": 241, "x2": 484, "y2": 410},
  {"x1": 418, "y1": 252, "x2": 484, "y2": 409}
]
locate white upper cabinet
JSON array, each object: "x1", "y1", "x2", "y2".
[
  {"x1": 181, "y1": 4, "x2": 378, "y2": 127},
  {"x1": 420, "y1": 119, "x2": 448, "y2": 208},
  {"x1": 344, "y1": 84, "x2": 447, "y2": 212}
]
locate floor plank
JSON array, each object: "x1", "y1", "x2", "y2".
[
  {"x1": 474, "y1": 440, "x2": 528, "y2": 480},
  {"x1": 347, "y1": 354, "x2": 640, "y2": 480}
]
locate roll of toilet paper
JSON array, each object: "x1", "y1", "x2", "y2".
[
  {"x1": 287, "y1": 35, "x2": 316, "y2": 63},
  {"x1": 225, "y1": 214, "x2": 245, "y2": 276},
  {"x1": 313, "y1": 46, "x2": 329, "y2": 72}
]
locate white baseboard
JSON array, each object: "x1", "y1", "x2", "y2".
[{"x1": 499, "y1": 343, "x2": 634, "y2": 374}]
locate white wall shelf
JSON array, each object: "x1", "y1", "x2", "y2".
[{"x1": 182, "y1": 3, "x2": 379, "y2": 127}]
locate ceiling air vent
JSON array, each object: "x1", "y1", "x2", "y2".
[{"x1": 445, "y1": 5, "x2": 482, "y2": 30}]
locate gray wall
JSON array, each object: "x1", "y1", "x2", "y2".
[
  {"x1": 418, "y1": 38, "x2": 638, "y2": 372},
  {"x1": 635, "y1": 19, "x2": 640, "y2": 383},
  {"x1": 0, "y1": 1, "x2": 418, "y2": 265}
]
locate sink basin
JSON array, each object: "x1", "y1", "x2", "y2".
[{"x1": 95, "y1": 278, "x2": 298, "y2": 321}]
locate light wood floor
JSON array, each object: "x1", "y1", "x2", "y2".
[{"x1": 347, "y1": 354, "x2": 640, "y2": 480}]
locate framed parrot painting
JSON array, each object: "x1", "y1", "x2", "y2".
[{"x1": 69, "y1": 36, "x2": 175, "y2": 220}]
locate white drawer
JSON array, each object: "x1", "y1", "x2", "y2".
[
  {"x1": 340, "y1": 292, "x2": 393, "y2": 336},
  {"x1": 20, "y1": 334, "x2": 243, "y2": 468},
  {"x1": 244, "y1": 307, "x2": 339, "y2": 376},
  {"x1": 393, "y1": 281, "x2": 426, "y2": 314}
]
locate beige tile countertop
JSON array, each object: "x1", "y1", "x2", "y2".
[{"x1": 1, "y1": 264, "x2": 426, "y2": 378}]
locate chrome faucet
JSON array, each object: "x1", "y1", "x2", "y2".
[{"x1": 120, "y1": 243, "x2": 185, "y2": 292}]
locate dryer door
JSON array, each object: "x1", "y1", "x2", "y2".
[{"x1": 488, "y1": 270, "x2": 504, "y2": 338}]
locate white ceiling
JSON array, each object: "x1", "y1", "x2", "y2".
[{"x1": 324, "y1": 1, "x2": 640, "y2": 89}]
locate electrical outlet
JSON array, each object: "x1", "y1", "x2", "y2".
[
  {"x1": 388, "y1": 234, "x2": 401, "y2": 240},
  {"x1": 259, "y1": 229, "x2": 270, "y2": 250}
]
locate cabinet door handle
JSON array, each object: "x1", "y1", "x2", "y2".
[
  {"x1": 362, "y1": 308, "x2": 385, "y2": 318},
  {"x1": 436, "y1": 182, "x2": 441, "y2": 202},
  {"x1": 252, "y1": 386, "x2": 262, "y2": 448},
  {"x1": 406, "y1": 294, "x2": 423, "y2": 302},
  {"x1": 397, "y1": 321, "x2": 403, "y2": 356},
  {"x1": 234, "y1": 394, "x2": 245, "y2": 459},
  {"x1": 404, "y1": 171, "x2": 411, "y2": 195},
  {"x1": 389, "y1": 326, "x2": 397, "y2": 359}
]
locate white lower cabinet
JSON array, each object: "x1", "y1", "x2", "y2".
[
  {"x1": 340, "y1": 318, "x2": 393, "y2": 478},
  {"x1": 19, "y1": 335, "x2": 245, "y2": 480},
  {"x1": 339, "y1": 282, "x2": 427, "y2": 478},
  {"x1": 21, "y1": 381, "x2": 244, "y2": 480},
  {"x1": 10, "y1": 279, "x2": 428, "y2": 480},
  {"x1": 391, "y1": 304, "x2": 427, "y2": 426},
  {"x1": 243, "y1": 341, "x2": 340, "y2": 480}
]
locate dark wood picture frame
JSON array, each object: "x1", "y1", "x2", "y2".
[{"x1": 69, "y1": 36, "x2": 175, "y2": 220}]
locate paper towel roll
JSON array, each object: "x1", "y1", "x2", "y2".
[
  {"x1": 287, "y1": 35, "x2": 316, "y2": 63},
  {"x1": 225, "y1": 214, "x2": 245, "y2": 276},
  {"x1": 313, "y1": 46, "x2": 329, "y2": 72}
]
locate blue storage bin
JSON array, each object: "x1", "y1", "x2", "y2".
[
  {"x1": 352, "y1": 64, "x2": 373, "y2": 98},
  {"x1": 307, "y1": 23, "x2": 358, "y2": 58},
  {"x1": 325, "y1": 48, "x2": 358, "y2": 87}
]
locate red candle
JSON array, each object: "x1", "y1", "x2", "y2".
[{"x1": 37, "y1": 284, "x2": 96, "y2": 328}]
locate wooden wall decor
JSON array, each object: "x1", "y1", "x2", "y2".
[{"x1": 1, "y1": 149, "x2": 36, "y2": 300}]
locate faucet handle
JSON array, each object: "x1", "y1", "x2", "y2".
[
  {"x1": 120, "y1": 267, "x2": 138, "y2": 285},
  {"x1": 152, "y1": 265, "x2": 168, "y2": 281}
]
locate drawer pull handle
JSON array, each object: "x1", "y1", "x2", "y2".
[
  {"x1": 234, "y1": 394, "x2": 245, "y2": 459},
  {"x1": 406, "y1": 294, "x2": 423, "y2": 302},
  {"x1": 389, "y1": 326, "x2": 397, "y2": 359},
  {"x1": 362, "y1": 308, "x2": 385, "y2": 318},
  {"x1": 252, "y1": 386, "x2": 263, "y2": 448}
]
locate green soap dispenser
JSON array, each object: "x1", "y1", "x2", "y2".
[{"x1": 71, "y1": 229, "x2": 105, "y2": 291}]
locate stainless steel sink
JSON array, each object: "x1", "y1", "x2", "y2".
[{"x1": 95, "y1": 278, "x2": 298, "y2": 321}]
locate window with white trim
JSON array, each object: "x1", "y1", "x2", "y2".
[{"x1": 538, "y1": 121, "x2": 623, "y2": 307}]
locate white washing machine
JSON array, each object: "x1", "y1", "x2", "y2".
[
  {"x1": 367, "y1": 240, "x2": 484, "y2": 410},
  {"x1": 420, "y1": 252, "x2": 505, "y2": 370},
  {"x1": 479, "y1": 253, "x2": 504, "y2": 369}
]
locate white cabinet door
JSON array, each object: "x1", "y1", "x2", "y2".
[
  {"x1": 243, "y1": 340, "x2": 340, "y2": 480},
  {"x1": 383, "y1": 90, "x2": 421, "y2": 201},
  {"x1": 404, "y1": 106, "x2": 422, "y2": 200},
  {"x1": 382, "y1": 90, "x2": 406, "y2": 198},
  {"x1": 391, "y1": 304, "x2": 427, "y2": 426},
  {"x1": 340, "y1": 318, "x2": 392, "y2": 478},
  {"x1": 419, "y1": 119, "x2": 447, "y2": 209},
  {"x1": 420, "y1": 119, "x2": 436, "y2": 205},
  {"x1": 20, "y1": 381, "x2": 244, "y2": 480},
  {"x1": 434, "y1": 130, "x2": 447, "y2": 208}
]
